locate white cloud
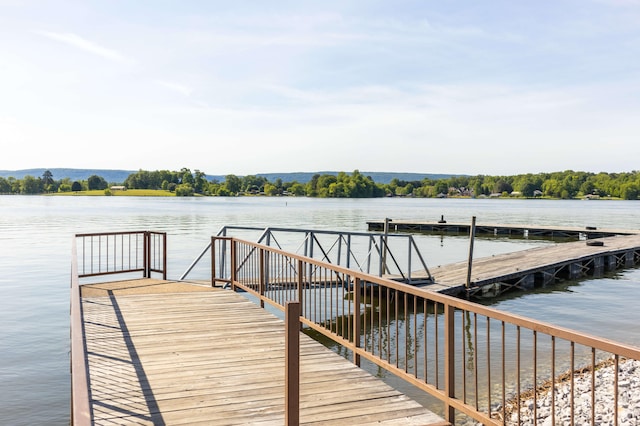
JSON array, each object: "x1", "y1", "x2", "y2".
[
  {"x1": 154, "y1": 80, "x2": 193, "y2": 96},
  {"x1": 34, "y1": 30, "x2": 127, "y2": 63}
]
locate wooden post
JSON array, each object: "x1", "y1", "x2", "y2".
[
  {"x1": 466, "y1": 216, "x2": 476, "y2": 290},
  {"x1": 285, "y1": 301, "x2": 301, "y2": 426},
  {"x1": 163, "y1": 233, "x2": 167, "y2": 279},
  {"x1": 211, "y1": 236, "x2": 216, "y2": 287}
]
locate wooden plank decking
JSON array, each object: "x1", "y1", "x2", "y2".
[
  {"x1": 80, "y1": 279, "x2": 447, "y2": 425},
  {"x1": 415, "y1": 233, "x2": 640, "y2": 295}
]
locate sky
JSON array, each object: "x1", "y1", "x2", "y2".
[{"x1": 1, "y1": 1, "x2": 639, "y2": 176}]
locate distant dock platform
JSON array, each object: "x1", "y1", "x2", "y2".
[
  {"x1": 367, "y1": 220, "x2": 637, "y2": 239},
  {"x1": 401, "y1": 233, "x2": 640, "y2": 297}
]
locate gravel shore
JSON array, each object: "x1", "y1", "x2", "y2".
[{"x1": 501, "y1": 358, "x2": 640, "y2": 425}]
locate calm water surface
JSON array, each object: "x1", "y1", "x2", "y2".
[{"x1": 1, "y1": 196, "x2": 639, "y2": 425}]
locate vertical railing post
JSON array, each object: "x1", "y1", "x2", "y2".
[
  {"x1": 285, "y1": 301, "x2": 300, "y2": 426},
  {"x1": 162, "y1": 232, "x2": 167, "y2": 279},
  {"x1": 297, "y1": 260, "x2": 304, "y2": 324},
  {"x1": 230, "y1": 239, "x2": 237, "y2": 292},
  {"x1": 444, "y1": 303, "x2": 456, "y2": 423},
  {"x1": 143, "y1": 231, "x2": 150, "y2": 278},
  {"x1": 353, "y1": 277, "x2": 361, "y2": 367},
  {"x1": 259, "y1": 248, "x2": 265, "y2": 308},
  {"x1": 211, "y1": 237, "x2": 216, "y2": 287}
]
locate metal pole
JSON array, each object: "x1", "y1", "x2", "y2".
[
  {"x1": 466, "y1": 216, "x2": 476, "y2": 290},
  {"x1": 444, "y1": 303, "x2": 456, "y2": 422},
  {"x1": 353, "y1": 277, "x2": 361, "y2": 367},
  {"x1": 382, "y1": 218, "x2": 392, "y2": 275}
]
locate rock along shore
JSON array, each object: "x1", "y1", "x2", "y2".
[{"x1": 500, "y1": 358, "x2": 640, "y2": 425}]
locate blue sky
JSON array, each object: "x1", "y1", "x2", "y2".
[{"x1": 1, "y1": 1, "x2": 639, "y2": 175}]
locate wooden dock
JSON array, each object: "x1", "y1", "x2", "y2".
[
  {"x1": 79, "y1": 279, "x2": 447, "y2": 425},
  {"x1": 367, "y1": 220, "x2": 636, "y2": 239},
  {"x1": 413, "y1": 234, "x2": 640, "y2": 296}
]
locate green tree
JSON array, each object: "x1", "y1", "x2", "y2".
[
  {"x1": 181, "y1": 168, "x2": 194, "y2": 186},
  {"x1": 193, "y1": 170, "x2": 207, "y2": 194},
  {"x1": 305, "y1": 174, "x2": 321, "y2": 196},
  {"x1": 0, "y1": 177, "x2": 11, "y2": 193},
  {"x1": 264, "y1": 183, "x2": 278, "y2": 196},
  {"x1": 288, "y1": 182, "x2": 306, "y2": 196},
  {"x1": 87, "y1": 175, "x2": 108, "y2": 190},
  {"x1": 242, "y1": 175, "x2": 267, "y2": 193},
  {"x1": 223, "y1": 174, "x2": 242, "y2": 194},
  {"x1": 20, "y1": 175, "x2": 42, "y2": 194},
  {"x1": 42, "y1": 170, "x2": 54, "y2": 192},
  {"x1": 621, "y1": 183, "x2": 639, "y2": 200},
  {"x1": 175, "y1": 184, "x2": 194, "y2": 196}
]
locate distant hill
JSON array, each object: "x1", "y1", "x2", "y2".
[
  {"x1": 255, "y1": 172, "x2": 458, "y2": 184},
  {"x1": 0, "y1": 168, "x2": 460, "y2": 185},
  {"x1": 0, "y1": 168, "x2": 136, "y2": 183}
]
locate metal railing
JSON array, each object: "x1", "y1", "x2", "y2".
[
  {"x1": 214, "y1": 236, "x2": 640, "y2": 425},
  {"x1": 181, "y1": 225, "x2": 432, "y2": 284},
  {"x1": 75, "y1": 231, "x2": 167, "y2": 279},
  {"x1": 70, "y1": 231, "x2": 167, "y2": 425}
]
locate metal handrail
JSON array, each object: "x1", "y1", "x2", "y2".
[
  {"x1": 217, "y1": 236, "x2": 640, "y2": 425},
  {"x1": 75, "y1": 231, "x2": 167, "y2": 279},
  {"x1": 180, "y1": 225, "x2": 432, "y2": 283}
]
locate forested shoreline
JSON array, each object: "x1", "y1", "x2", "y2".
[{"x1": 2, "y1": 168, "x2": 640, "y2": 200}]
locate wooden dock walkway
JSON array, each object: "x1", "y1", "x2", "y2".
[
  {"x1": 79, "y1": 279, "x2": 447, "y2": 425},
  {"x1": 413, "y1": 234, "x2": 640, "y2": 296},
  {"x1": 368, "y1": 220, "x2": 637, "y2": 239}
]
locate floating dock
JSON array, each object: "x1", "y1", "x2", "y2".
[
  {"x1": 410, "y1": 234, "x2": 640, "y2": 297},
  {"x1": 78, "y1": 279, "x2": 447, "y2": 425},
  {"x1": 367, "y1": 220, "x2": 636, "y2": 239}
]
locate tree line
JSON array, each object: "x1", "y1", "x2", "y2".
[{"x1": 2, "y1": 168, "x2": 640, "y2": 200}]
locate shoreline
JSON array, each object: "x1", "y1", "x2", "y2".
[{"x1": 497, "y1": 357, "x2": 640, "y2": 425}]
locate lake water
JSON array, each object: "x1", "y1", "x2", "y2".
[{"x1": 1, "y1": 196, "x2": 639, "y2": 425}]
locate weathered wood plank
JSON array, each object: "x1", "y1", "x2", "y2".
[{"x1": 81, "y1": 280, "x2": 446, "y2": 425}]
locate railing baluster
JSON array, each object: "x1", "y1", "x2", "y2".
[
  {"x1": 487, "y1": 317, "x2": 491, "y2": 417},
  {"x1": 474, "y1": 312, "x2": 478, "y2": 411},
  {"x1": 570, "y1": 341, "x2": 575, "y2": 426},
  {"x1": 614, "y1": 354, "x2": 619, "y2": 426},
  {"x1": 501, "y1": 320, "x2": 505, "y2": 423},
  {"x1": 552, "y1": 336, "x2": 556, "y2": 426},
  {"x1": 591, "y1": 348, "x2": 596, "y2": 426},
  {"x1": 462, "y1": 308, "x2": 467, "y2": 404},
  {"x1": 517, "y1": 325, "x2": 521, "y2": 425},
  {"x1": 533, "y1": 330, "x2": 538, "y2": 424},
  {"x1": 353, "y1": 278, "x2": 361, "y2": 367},
  {"x1": 444, "y1": 303, "x2": 455, "y2": 422}
]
